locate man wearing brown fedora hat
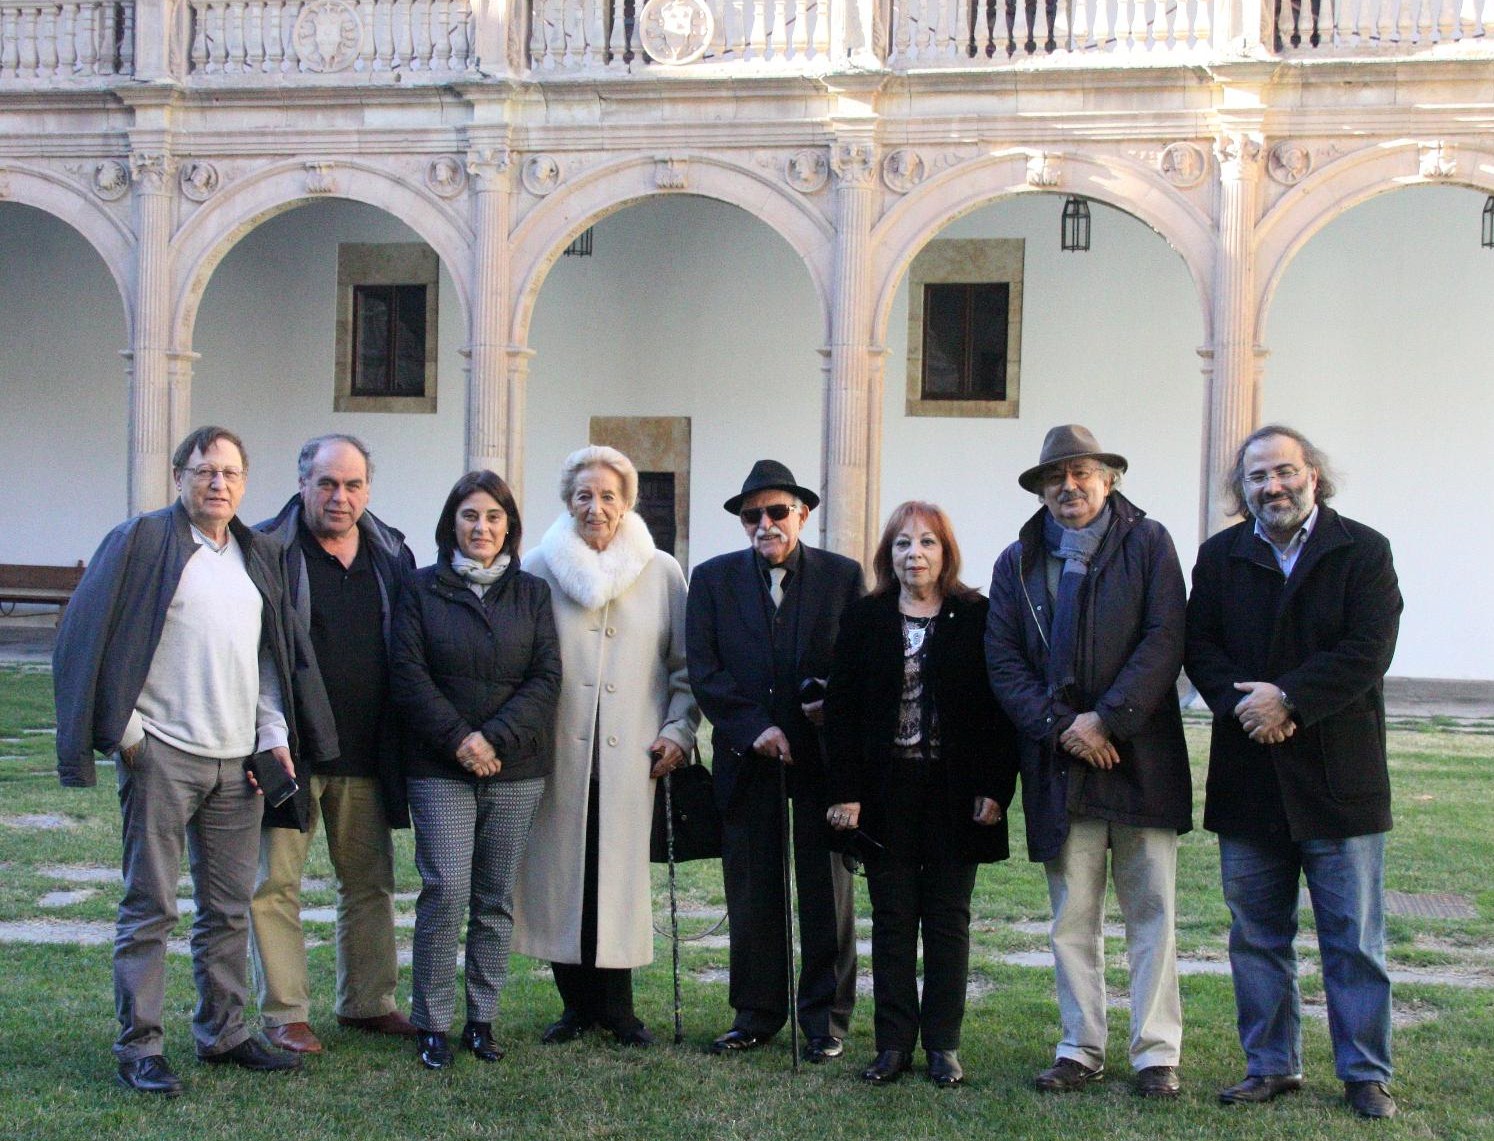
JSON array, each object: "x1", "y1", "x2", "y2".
[
  {"x1": 687, "y1": 459, "x2": 863, "y2": 1063},
  {"x1": 985, "y1": 425, "x2": 1192, "y2": 1099}
]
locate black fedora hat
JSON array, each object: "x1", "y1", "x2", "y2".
[
  {"x1": 723, "y1": 459, "x2": 820, "y2": 515},
  {"x1": 1017, "y1": 425, "x2": 1128, "y2": 493}
]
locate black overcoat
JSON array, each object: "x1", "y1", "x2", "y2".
[
  {"x1": 1184, "y1": 507, "x2": 1402, "y2": 841},
  {"x1": 824, "y1": 590, "x2": 1018, "y2": 864}
]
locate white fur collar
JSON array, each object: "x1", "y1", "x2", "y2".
[{"x1": 536, "y1": 510, "x2": 655, "y2": 610}]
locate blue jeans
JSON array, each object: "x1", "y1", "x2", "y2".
[{"x1": 1219, "y1": 832, "x2": 1392, "y2": 1084}]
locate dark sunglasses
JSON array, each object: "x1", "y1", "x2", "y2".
[{"x1": 740, "y1": 504, "x2": 797, "y2": 526}]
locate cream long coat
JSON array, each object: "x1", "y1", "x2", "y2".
[{"x1": 513, "y1": 511, "x2": 699, "y2": 968}]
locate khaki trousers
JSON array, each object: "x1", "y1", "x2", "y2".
[{"x1": 249, "y1": 774, "x2": 399, "y2": 1025}]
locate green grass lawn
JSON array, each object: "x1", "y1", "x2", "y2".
[{"x1": 1, "y1": 664, "x2": 1490, "y2": 1140}]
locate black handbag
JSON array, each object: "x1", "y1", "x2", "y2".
[{"x1": 650, "y1": 747, "x2": 722, "y2": 863}]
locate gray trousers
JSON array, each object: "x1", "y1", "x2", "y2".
[
  {"x1": 408, "y1": 776, "x2": 544, "y2": 1033},
  {"x1": 114, "y1": 734, "x2": 262, "y2": 1061}
]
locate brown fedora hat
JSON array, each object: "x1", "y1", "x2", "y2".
[{"x1": 1017, "y1": 424, "x2": 1128, "y2": 493}]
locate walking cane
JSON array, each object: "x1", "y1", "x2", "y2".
[
  {"x1": 779, "y1": 758, "x2": 800, "y2": 1073},
  {"x1": 663, "y1": 769, "x2": 684, "y2": 1045}
]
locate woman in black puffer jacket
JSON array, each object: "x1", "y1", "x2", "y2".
[{"x1": 390, "y1": 470, "x2": 561, "y2": 1071}]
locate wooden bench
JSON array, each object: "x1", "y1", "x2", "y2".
[{"x1": 0, "y1": 562, "x2": 86, "y2": 624}]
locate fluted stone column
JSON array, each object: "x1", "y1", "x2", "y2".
[
  {"x1": 167, "y1": 350, "x2": 200, "y2": 455},
  {"x1": 127, "y1": 150, "x2": 178, "y2": 514},
  {"x1": 1203, "y1": 131, "x2": 1264, "y2": 538},
  {"x1": 464, "y1": 144, "x2": 514, "y2": 483},
  {"x1": 824, "y1": 137, "x2": 877, "y2": 562}
]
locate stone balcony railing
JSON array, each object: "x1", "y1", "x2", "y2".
[{"x1": 2, "y1": 0, "x2": 1492, "y2": 86}]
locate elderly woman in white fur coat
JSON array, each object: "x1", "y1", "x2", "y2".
[{"x1": 513, "y1": 445, "x2": 699, "y2": 1047}]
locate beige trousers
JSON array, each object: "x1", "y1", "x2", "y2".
[{"x1": 249, "y1": 774, "x2": 399, "y2": 1025}]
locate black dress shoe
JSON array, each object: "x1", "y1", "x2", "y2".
[
  {"x1": 613, "y1": 1023, "x2": 656, "y2": 1048},
  {"x1": 927, "y1": 1050, "x2": 964, "y2": 1088},
  {"x1": 709, "y1": 1028, "x2": 772, "y2": 1054},
  {"x1": 461, "y1": 1022, "x2": 504, "y2": 1063},
  {"x1": 1134, "y1": 1065, "x2": 1181, "y2": 1098},
  {"x1": 200, "y1": 1036, "x2": 301, "y2": 1072},
  {"x1": 860, "y1": 1049, "x2": 913, "y2": 1085},
  {"x1": 802, "y1": 1036, "x2": 844, "y2": 1063},
  {"x1": 1345, "y1": 1080, "x2": 1397, "y2": 1119},
  {"x1": 541, "y1": 1010, "x2": 593, "y2": 1044},
  {"x1": 117, "y1": 1055, "x2": 183, "y2": 1096},
  {"x1": 417, "y1": 1031, "x2": 453, "y2": 1070},
  {"x1": 1218, "y1": 1073, "x2": 1303, "y2": 1105},
  {"x1": 1034, "y1": 1057, "x2": 1103, "y2": 1092}
]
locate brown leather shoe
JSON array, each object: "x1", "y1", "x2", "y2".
[
  {"x1": 1345, "y1": 1080, "x2": 1397, "y2": 1119},
  {"x1": 338, "y1": 1011, "x2": 419, "y2": 1038},
  {"x1": 264, "y1": 1022, "x2": 323, "y2": 1054},
  {"x1": 1134, "y1": 1065, "x2": 1181, "y2": 1099},
  {"x1": 1035, "y1": 1057, "x2": 1104, "y2": 1092},
  {"x1": 1218, "y1": 1073, "x2": 1303, "y2": 1104}
]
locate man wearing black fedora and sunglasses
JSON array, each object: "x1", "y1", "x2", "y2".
[{"x1": 687, "y1": 460, "x2": 863, "y2": 1063}]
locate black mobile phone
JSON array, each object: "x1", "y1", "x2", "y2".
[{"x1": 246, "y1": 751, "x2": 300, "y2": 808}]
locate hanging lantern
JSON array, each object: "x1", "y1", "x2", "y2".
[
  {"x1": 1482, "y1": 196, "x2": 1494, "y2": 249},
  {"x1": 1061, "y1": 197, "x2": 1091, "y2": 252},
  {"x1": 563, "y1": 227, "x2": 595, "y2": 257}
]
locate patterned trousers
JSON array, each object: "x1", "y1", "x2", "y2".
[{"x1": 408, "y1": 775, "x2": 544, "y2": 1032}]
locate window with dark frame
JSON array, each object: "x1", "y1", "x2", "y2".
[
  {"x1": 920, "y1": 282, "x2": 1010, "y2": 401},
  {"x1": 635, "y1": 471, "x2": 677, "y2": 556},
  {"x1": 352, "y1": 283, "x2": 428, "y2": 398}
]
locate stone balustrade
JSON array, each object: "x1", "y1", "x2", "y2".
[
  {"x1": 185, "y1": 0, "x2": 476, "y2": 76},
  {"x1": 3, "y1": 0, "x2": 1492, "y2": 86},
  {"x1": 0, "y1": 0, "x2": 131, "y2": 79},
  {"x1": 528, "y1": 0, "x2": 838, "y2": 71}
]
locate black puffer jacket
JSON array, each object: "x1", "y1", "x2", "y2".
[{"x1": 390, "y1": 558, "x2": 562, "y2": 783}]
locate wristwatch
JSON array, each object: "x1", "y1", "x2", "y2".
[{"x1": 1278, "y1": 689, "x2": 1295, "y2": 714}]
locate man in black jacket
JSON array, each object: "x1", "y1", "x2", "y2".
[
  {"x1": 249, "y1": 435, "x2": 418, "y2": 1054},
  {"x1": 54, "y1": 426, "x2": 331, "y2": 1095},
  {"x1": 986, "y1": 425, "x2": 1191, "y2": 1100},
  {"x1": 687, "y1": 460, "x2": 863, "y2": 1063},
  {"x1": 1186, "y1": 425, "x2": 1402, "y2": 1120}
]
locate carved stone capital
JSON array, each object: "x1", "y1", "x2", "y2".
[
  {"x1": 882, "y1": 148, "x2": 925, "y2": 194},
  {"x1": 831, "y1": 140, "x2": 877, "y2": 188},
  {"x1": 1026, "y1": 151, "x2": 1061, "y2": 188},
  {"x1": 425, "y1": 156, "x2": 468, "y2": 198},
  {"x1": 1214, "y1": 132, "x2": 1264, "y2": 176},
  {"x1": 127, "y1": 154, "x2": 175, "y2": 195},
  {"x1": 179, "y1": 160, "x2": 221, "y2": 202},
  {"x1": 1418, "y1": 141, "x2": 1456, "y2": 180},
  {"x1": 305, "y1": 161, "x2": 339, "y2": 195},
  {"x1": 654, "y1": 156, "x2": 688, "y2": 190},
  {"x1": 466, "y1": 146, "x2": 511, "y2": 188}
]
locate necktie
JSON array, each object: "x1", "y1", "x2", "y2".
[{"x1": 769, "y1": 566, "x2": 787, "y2": 609}]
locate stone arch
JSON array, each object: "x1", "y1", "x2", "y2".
[
  {"x1": 507, "y1": 153, "x2": 836, "y2": 349},
  {"x1": 1255, "y1": 140, "x2": 1494, "y2": 339},
  {"x1": 0, "y1": 163, "x2": 136, "y2": 332},
  {"x1": 867, "y1": 148, "x2": 1216, "y2": 348},
  {"x1": 170, "y1": 158, "x2": 476, "y2": 345}
]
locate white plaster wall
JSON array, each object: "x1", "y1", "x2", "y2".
[
  {"x1": 0, "y1": 203, "x2": 128, "y2": 564},
  {"x1": 880, "y1": 195, "x2": 1207, "y2": 599},
  {"x1": 1265, "y1": 185, "x2": 1494, "y2": 680},
  {"x1": 523, "y1": 195, "x2": 826, "y2": 563},
  {"x1": 190, "y1": 199, "x2": 467, "y2": 563}
]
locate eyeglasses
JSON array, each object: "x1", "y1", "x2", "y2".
[
  {"x1": 182, "y1": 465, "x2": 246, "y2": 486},
  {"x1": 1243, "y1": 465, "x2": 1305, "y2": 488},
  {"x1": 1040, "y1": 465, "x2": 1103, "y2": 489},
  {"x1": 740, "y1": 504, "x2": 797, "y2": 526}
]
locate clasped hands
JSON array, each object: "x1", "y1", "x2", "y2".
[
  {"x1": 1232, "y1": 681, "x2": 1296, "y2": 745},
  {"x1": 1059, "y1": 711, "x2": 1120, "y2": 770},
  {"x1": 456, "y1": 731, "x2": 502, "y2": 778}
]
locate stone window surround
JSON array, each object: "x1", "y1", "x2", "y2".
[
  {"x1": 906, "y1": 238, "x2": 1024, "y2": 419},
  {"x1": 335, "y1": 242, "x2": 439, "y2": 414}
]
